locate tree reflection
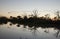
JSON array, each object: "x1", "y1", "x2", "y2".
[
  {"x1": 44, "y1": 28, "x2": 49, "y2": 33},
  {"x1": 54, "y1": 30, "x2": 60, "y2": 38}
]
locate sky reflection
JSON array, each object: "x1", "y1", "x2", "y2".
[{"x1": 0, "y1": 23, "x2": 60, "y2": 39}]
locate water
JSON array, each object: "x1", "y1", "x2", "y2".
[{"x1": 0, "y1": 22, "x2": 60, "y2": 39}]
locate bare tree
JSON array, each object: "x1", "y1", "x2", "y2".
[
  {"x1": 45, "y1": 14, "x2": 50, "y2": 19},
  {"x1": 55, "y1": 11, "x2": 60, "y2": 19},
  {"x1": 33, "y1": 10, "x2": 38, "y2": 17}
]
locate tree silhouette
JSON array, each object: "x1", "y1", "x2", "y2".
[
  {"x1": 10, "y1": 16, "x2": 13, "y2": 19},
  {"x1": 45, "y1": 14, "x2": 50, "y2": 19},
  {"x1": 33, "y1": 10, "x2": 38, "y2": 17},
  {"x1": 55, "y1": 11, "x2": 60, "y2": 20}
]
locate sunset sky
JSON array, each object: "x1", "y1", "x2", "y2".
[{"x1": 0, "y1": 0, "x2": 60, "y2": 18}]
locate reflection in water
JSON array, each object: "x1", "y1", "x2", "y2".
[
  {"x1": 54, "y1": 30, "x2": 60, "y2": 38},
  {"x1": 44, "y1": 28, "x2": 49, "y2": 33},
  {"x1": 0, "y1": 16, "x2": 60, "y2": 39},
  {"x1": 0, "y1": 22, "x2": 60, "y2": 39}
]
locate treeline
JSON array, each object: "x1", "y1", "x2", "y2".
[{"x1": 0, "y1": 16, "x2": 60, "y2": 30}]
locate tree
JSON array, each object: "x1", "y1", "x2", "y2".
[
  {"x1": 33, "y1": 10, "x2": 38, "y2": 17},
  {"x1": 10, "y1": 16, "x2": 13, "y2": 19},
  {"x1": 55, "y1": 11, "x2": 60, "y2": 19},
  {"x1": 17, "y1": 16, "x2": 21, "y2": 19},
  {"x1": 45, "y1": 14, "x2": 50, "y2": 19}
]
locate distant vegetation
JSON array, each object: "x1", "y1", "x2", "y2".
[{"x1": 0, "y1": 10, "x2": 60, "y2": 30}]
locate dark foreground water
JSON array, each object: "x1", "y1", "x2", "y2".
[{"x1": 0, "y1": 22, "x2": 60, "y2": 39}]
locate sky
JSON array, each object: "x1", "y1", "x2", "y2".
[{"x1": 0, "y1": 0, "x2": 60, "y2": 18}]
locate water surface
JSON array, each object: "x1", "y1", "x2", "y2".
[{"x1": 0, "y1": 22, "x2": 60, "y2": 39}]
